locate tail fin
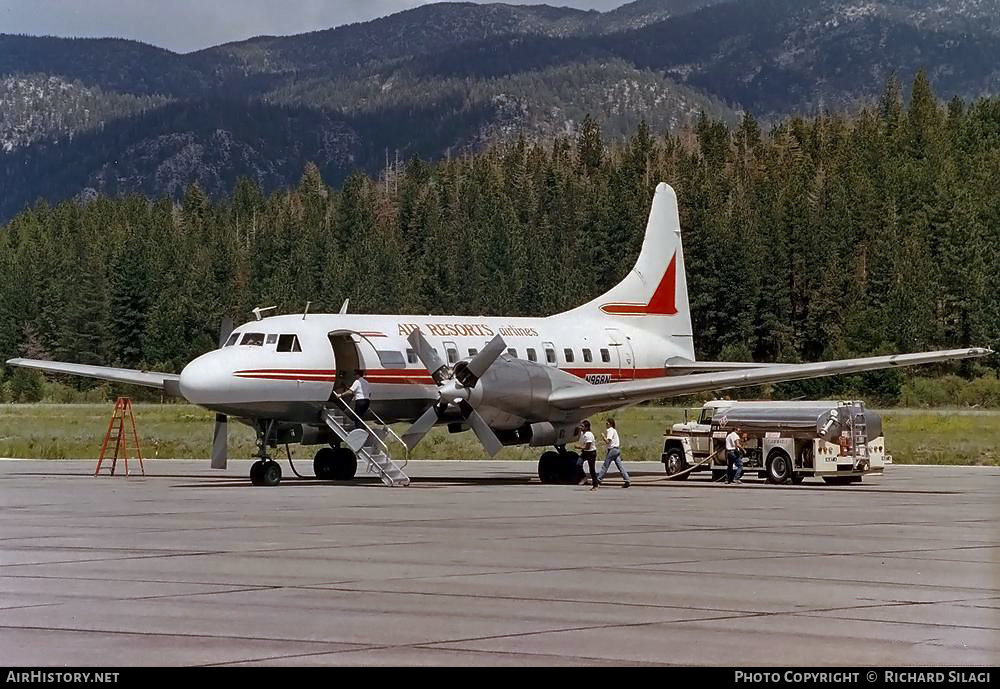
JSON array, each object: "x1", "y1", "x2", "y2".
[{"x1": 563, "y1": 182, "x2": 694, "y2": 359}]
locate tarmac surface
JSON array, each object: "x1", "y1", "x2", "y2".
[{"x1": 0, "y1": 459, "x2": 997, "y2": 666}]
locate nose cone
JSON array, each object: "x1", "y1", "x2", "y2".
[{"x1": 179, "y1": 351, "x2": 230, "y2": 405}]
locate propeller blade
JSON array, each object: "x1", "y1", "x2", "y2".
[
  {"x1": 401, "y1": 403, "x2": 443, "y2": 450},
  {"x1": 211, "y1": 413, "x2": 228, "y2": 469},
  {"x1": 455, "y1": 334, "x2": 506, "y2": 387},
  {"x1": 218, "y1": 317, "x2": 234, "y2": 347},
  {"x1": 407, "y1": 329, "x2": 449, "y2": 383},
  {"x1": 464, "y1": 406, "x2": 504, "y2": 458}
]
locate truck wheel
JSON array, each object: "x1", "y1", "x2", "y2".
[
  {"x1": 766, "y1": 450, "x2": 793, "y2": 484},
  {"x1": 664, "y1": 448, "x2": 689, "y2": 480}
]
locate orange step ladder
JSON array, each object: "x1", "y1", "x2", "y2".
[{"x1": 95, "y1": 397, "x2": 144, "y2": 477}]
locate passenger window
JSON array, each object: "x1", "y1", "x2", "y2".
[
  {"x1": 266, "y1": 334, "x2": 278, "y2": 345},
  {"x1": 507, "y1": 348, "x2": 517, "y2": 358},
  {"x1": 583, "y1": 348, "x2": 592, "y2": 363},
  {"x1": 276, "y1": 334, "x2": 301, "y2": 352},
  {"x1": 545, "y1": 348, "x2": 556, "y2": 364},
  {"x1": 527, "y1": 348, "x2": 537, "y2": 362},
  {"x1": 241, "y1": 333, "x2": 265, "y2": 346},
  {"x1": 601, "y1": 348, "x2": 611, "y2": 363},
  {"x1": 447, "y1": 348, "x2": 458, "y2": 364},
  {"x1": 564, "y1": 348, "x2": 575, "y2": 363},
  {"x1": 224, "y1": 333, "x2": 239, "y2": 347},
  {"x1": 406, "y1": 348, "x2": 418, "y2": 364},
  {"x1": 468, "y1": 348, "x2": 478, "y2": 357},
  {"x1": 377, "y1": 350, "x2": 405, "y2": 366}
]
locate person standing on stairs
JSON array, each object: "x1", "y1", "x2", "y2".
[{"x1": 344, "y1": 369, "x2": 371, "y2": 425}]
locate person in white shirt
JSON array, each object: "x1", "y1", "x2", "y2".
[
  {"x1": 724, "y1": 426, "x2": 743, "y2": 484},
  {"x1": 575, "y1": 420, "x2": 599, "y2": 490},
  {"x1": 344, "y1": 369, "x2": 371, "y2": 422},
  {"x1": 596, "y1": 418, "x2": 630, "y2": 488}
]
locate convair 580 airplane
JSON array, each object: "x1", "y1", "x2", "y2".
[{"x1": 8, "y1": 184, "x2": 990, "y2": 486}]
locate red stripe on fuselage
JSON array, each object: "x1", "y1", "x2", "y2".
[{"x1": 232, "y1": 367, "x2": 667, "y2": 384}]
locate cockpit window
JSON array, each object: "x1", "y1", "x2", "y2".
[
  {"x1": 266, "y1": 334, "x2": 278, "y2": 345},
  {"x1": 241, "y1": 333, "x2": 265, "y2": 346},
  {"x1": 224, "y1": 333, "x2": 240, "y2": 347},
  {"x1": 276, "y1": 334, "x2": 302, "y2": 352}
]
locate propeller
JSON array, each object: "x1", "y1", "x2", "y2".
[
  {"x1": 211, "y1": 317, "x2": 234, "y2": 469},
  {"x1": 401, "y1": 329, "x2": 506, "y2": 456}
]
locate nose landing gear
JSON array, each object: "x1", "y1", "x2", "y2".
[
  {"x1": 250, "y1": 458, "x2": 282, "y2": 486},
  {"x1": 249, "y1": 420, "x2": 283, "y2": 487}
]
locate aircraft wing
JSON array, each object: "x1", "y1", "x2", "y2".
[
  {"x1": 6, "y1": 358, "x2": 181, "y2": 395},
  {"x1": 550, "y1": 348, "x2": 992, "y2": 411},
  {"x1": 665, "y1": 358, "x2": 772, "y2": 374}
]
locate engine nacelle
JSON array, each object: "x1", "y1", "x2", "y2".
[
  {"x1": 525, "y1": 421, "x2": 580, "y2": 447},
  {"x1": 464, "y1": 356, "x2": 593, "y2": 431},
  {"x1": 300, "y1": 424, "x2": 334, "y2": 446}
]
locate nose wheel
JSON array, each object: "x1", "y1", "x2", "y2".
[
  {"x1": 249, "y1": 420, "x2": 282, "y2": 486},
  {"x1": 250, "y1": 459, "x2": 282, "y2": 486}
]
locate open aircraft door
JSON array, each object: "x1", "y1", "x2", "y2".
[{"x1": 605, "y1": 328, "x2": 635, "y2": 381}]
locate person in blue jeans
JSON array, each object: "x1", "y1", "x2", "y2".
[
  {"x1": 725, "y1": 426, "x2": 744, "y2": 484},
  {"x1": 596, "y1": 418, "x2": 631, "y2": 488}
]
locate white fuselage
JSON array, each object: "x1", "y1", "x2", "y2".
[{"x1": 178, "y1": 311, "x2": 690, "y2": 424}]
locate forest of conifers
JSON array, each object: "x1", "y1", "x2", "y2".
[{"x1": 1, "y1": 73, "x2": 998, "y2": 404}]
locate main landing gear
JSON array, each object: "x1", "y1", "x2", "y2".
[
  {"x1": 313, "y1": 445, "x2": 358, "y2": 481},
  {"x1": 537, "y1": 447, "x2": 584, "y2": 485}
]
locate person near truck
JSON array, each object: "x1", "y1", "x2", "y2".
[
  {"x1": 725, "y1": 426, "x2": 744, "y2": 484},
  {"x1": 596, "y1": 418, "x2": 631, "y2": 488},
  {"x1": 576, "y1": 420, "x2": 599, "y2": 490}
]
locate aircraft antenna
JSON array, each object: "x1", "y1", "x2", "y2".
[
  {"x1": 251, "y1": 305, "x2": 277, "y2": 321},
  {"x1": 302, "y1": 301, "x2": 311, "y2": 320}
]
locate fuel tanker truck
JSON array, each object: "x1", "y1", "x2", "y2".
[{"x1": 661, "y1": 400, "x2": 889, "y2": 485}]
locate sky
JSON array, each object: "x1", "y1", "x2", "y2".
[{"x1": 0, "y1": 0, "x2": 625, "y2": 53}]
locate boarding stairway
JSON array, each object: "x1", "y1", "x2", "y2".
[
  {"x1": 322, "y1": 397, "x2": 410, "y2": 487},
  {"x1": 846, "y1": 401, "x2": 870, "y2": 470}
]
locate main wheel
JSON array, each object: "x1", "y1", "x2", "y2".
[
  {"x1": 538, "y1": 451, "x2": 563, "y2": 484},
  {"x1": 664, "y1": 448, "x2": 689, "y2": 480},
  {"x1": 330, "y1": 446, "x2": 358, "y2": 481},
  {"x1": 260, "y1": 461, "x2": 282, "y2": 487},
  {"x1": 313, "y1": 447, "x2": 336, "y2": 480},
  {"x1": 561, "y1": 450, "x2": 584, "y2": 484},
  {"x1": 766, "y1": 450, "x2": 793, "y2": 484}
]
